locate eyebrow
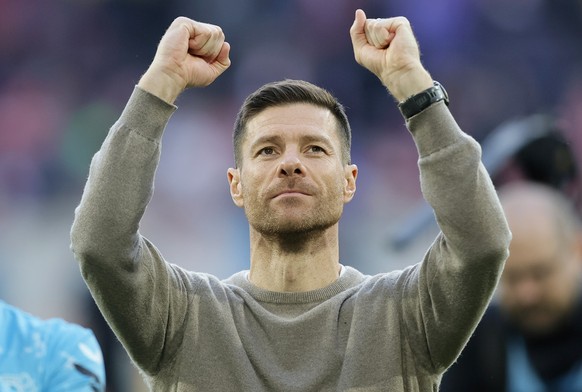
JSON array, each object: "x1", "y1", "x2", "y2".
[
  {"x1": 249, "y1": 134, "x2": 335, "y2": 150},
  {"x1": 301, "y1": 134, "x2": 334, "y2": 148},
  {"x1": 250, "y1": 135, "x2": 284, "y2": 149}
]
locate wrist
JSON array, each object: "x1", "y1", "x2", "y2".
[
  {"x1": 383, "y1": 68, "x2": 433, "y2": 102},
  {"x1": 398, "y1": 81, "x2": 449, "y2": 119},
  {"x1": 137, "y1": 67, "x2": 185, "y2": 105}
]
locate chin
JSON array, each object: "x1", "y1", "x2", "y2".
[
  {"x1": 266, "y1": 222, "x2": 331, "y2": 237},
  {"x1": 254, "y1": 215, "x2": 339, "y2": 237},
  {"x1": 514, "y1": 316, "x2": 557, "y2": 337},
  {"x1": 247, "y1": 204, "x2": 342, "y2": 236}
]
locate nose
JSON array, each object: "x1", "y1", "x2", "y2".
[
  {"x1": 277, "y1": 154, "x2": 306, "y2": 177},
  {"x1": 512, "y1": 277, "x2": 542, "y2": 307}
]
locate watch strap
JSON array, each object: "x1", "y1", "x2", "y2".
[{"x1": 398, "y1": 81, "x2": 449, "y2": 119}]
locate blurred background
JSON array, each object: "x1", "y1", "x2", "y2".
[{"x1": 1, "y1": 0, "x2": 581, "y2": 390}]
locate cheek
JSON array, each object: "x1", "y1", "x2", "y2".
[
  {"x1": 240, "y1": 173, "x2": 265, "y2": 199},
  {"x1": 548, "y1": 272, "x2": 577, "y2": 300},
  {"x1": 326, "y1": 168, "x2": 348, "y2": 190},
  {"x1": 318, "y1": 175, "x2": 344, "y2": 199},
  {"x1": 498, "y1": 286, "x2": 515, "y2": 307}
]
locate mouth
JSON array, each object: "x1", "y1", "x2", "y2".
[
  {"x1": 268, "y1": 181, "x2": 314, "y2": 199},
  {"x1": 272, "y1": 190, "x2": 310, "y2": 198}
]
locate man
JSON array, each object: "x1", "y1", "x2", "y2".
[
  {"x1": 70, "y1": 9, "x2": 510, "y2": 391},
  {"x1": 0, "y1": 300, "x2": 105, "y2": 391},
  {"x1": 441, "y1": 182, "x2": 582, "y2": 392}
]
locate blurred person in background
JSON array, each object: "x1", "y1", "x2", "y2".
[
  {"x1": 0, "y1": 300, "x2": 105, "y2": 391},
  {"x1": 70, "y1": 9, "x2": 510, "y2": 391},
  {"x1": 441, "y1": 181, "x2": 582, "y2": 391}
]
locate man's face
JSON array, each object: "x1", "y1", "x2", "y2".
[
  {"x1": 227, "y1": 103, "x2": 357, "y2": 237},
  {"x1": 499, "y1": 213, "x2": 582, "y2": 336}
]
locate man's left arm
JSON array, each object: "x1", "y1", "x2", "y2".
[
  {"x1": 405, "y1": 99, "x2": 510, "y2": 369},
  {"x1": 350, "y1": 9, "x2": 511, "y2": 370}
]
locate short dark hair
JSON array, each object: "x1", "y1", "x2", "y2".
[{"x1": 233, "y1": 79, "x2": 351, "y2": 167}]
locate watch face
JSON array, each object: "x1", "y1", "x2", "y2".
[{"x1": 435, "y1": 82, "x2": 449, "y2": 104}]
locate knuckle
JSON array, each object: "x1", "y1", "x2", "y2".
[
  {"x1": 174, "y1": 16, "x2": 190, "y2": 25},
  {"x1": 396, "y1": 16, "x2": 410, "y2": 25}
]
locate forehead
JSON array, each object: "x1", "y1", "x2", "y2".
[
  {"x1": 245, "y1": 103, "x2": 339, "y2": 143},
  {"x1": 505, "y1": 214, "x2": 561, "y2": 270}
]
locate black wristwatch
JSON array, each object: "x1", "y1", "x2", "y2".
[{"x1": 398, "y1": 81, "x2": 449, "y2": 119}]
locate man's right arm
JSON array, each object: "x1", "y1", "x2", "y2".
[{"x1": 69, "y1": 17, "x2": 231, "y2": 373}]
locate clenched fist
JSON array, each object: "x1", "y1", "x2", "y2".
[
  {"x1": 138, "y1": 17, "x2": 231, "y2": 104},
  {"x1": 350, "y1": 9, "x2": 432, "y2": 102}
]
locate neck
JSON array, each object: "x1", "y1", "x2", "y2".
[{"x1": 248, "y1": 225, "x2": 341, "y2": 292}]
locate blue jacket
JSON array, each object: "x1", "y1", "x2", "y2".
[{"x1": 0, "y1": 300, "x2": 105, "y2": 391}]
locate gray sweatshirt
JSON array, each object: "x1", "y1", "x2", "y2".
[{"x1": 70, "y1": 87, "x2": 511, "y2": 391}]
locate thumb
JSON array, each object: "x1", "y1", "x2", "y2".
[
  {"x1": 355, "y1": 9, "x2": 367, "y2": 26},
  {"x1": 350, "y1": 9, "x2": 368, "y2": 49},
  {"x1": 215, "y1": 42, "x2": 231, "y2": 70}
]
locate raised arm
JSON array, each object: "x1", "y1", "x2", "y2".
[
  {"x1": 70, "y1": 17, "x2": 230, "y2": 373},
  {"x1": 350, "y1": 9, "x2": 511, "y2": 371}
]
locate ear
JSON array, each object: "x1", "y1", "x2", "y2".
[
  {"x1": 570, "y1": 229, "x2": 582, "y2": 272},
  {"x1": 343, "y1": 164, "x2": 358, "y2": 203},
  {"x1": 227, "y1": 168, "x2": 244, "y2": 208}
]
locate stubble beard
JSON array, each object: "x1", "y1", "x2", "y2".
[
  {"x1": 245, "y1": 196, "x2": 343, "y2": 246},
  {"x1": 505, "y1": 304, "x2": 565, "y2": 337}
]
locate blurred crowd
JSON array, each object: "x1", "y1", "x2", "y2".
[{"x1": 1, "y1": 0, "x2": 581, "y2": 390}]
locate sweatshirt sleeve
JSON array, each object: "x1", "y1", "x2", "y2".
[
  {"x1": 400, "y1": 101, "x2": 511, "y2": 372},
  {"x1": 70, "y1": 86, "x2": 192, "y2": 374}
]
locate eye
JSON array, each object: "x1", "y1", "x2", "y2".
[
  {"x1": 258, "y1": 147, "x2": 275, "y2": 156},
  {"x1": 308, "y1": 145, "x2": 325, "y2": 154}
]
